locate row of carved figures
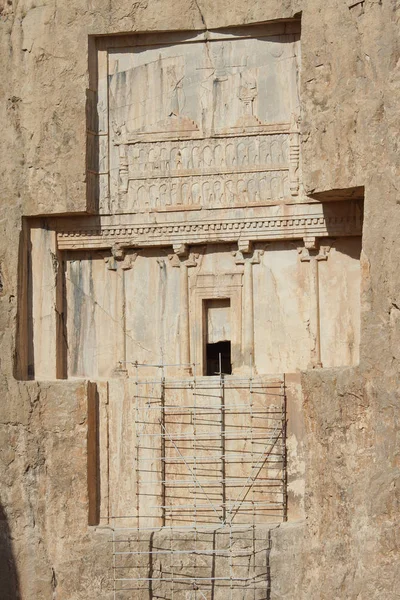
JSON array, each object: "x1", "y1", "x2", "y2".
[
  {"x1": 119, "y1": 172, "x2": 290, "y2": 208},
  {"x1": 119, "y1": 134, "x2": 290, "y2": 175}
]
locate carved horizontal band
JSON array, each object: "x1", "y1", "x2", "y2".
[
  {"x1": 120, "y1": 171, "x2": 292, "y2": 210},
  {"x1": 57, "y1": 213, "x2": 362, "y2": 250},
  {"x1": 119, "y1": 134, "x2": 290, "y2": 175},
  {"x1": 115, "y1": 133, "x2": 297, "y2": 210}
]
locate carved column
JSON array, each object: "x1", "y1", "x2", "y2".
[
  {"x1": 233, "y1": 241, "x2": 264, "y2": 373},
  {"x1": 106, "y1": 244, "x2": 137, "y2": 374},
  {"x1": 298, "y1": 238, "x2": 331, "y2": 368},
  {"x1": 169, "y1": 244, "x2": 201, "y2": 374}
]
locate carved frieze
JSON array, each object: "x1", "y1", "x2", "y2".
[
  {"x1": 56, "y1": 201, "x2": 363, "y2": 250},
  {"x1": 120, "y1": 169, "x2": 291, "y2": 210},
  {"x1": 116, "y1": 134, "x2": 293, "y2": 210}
]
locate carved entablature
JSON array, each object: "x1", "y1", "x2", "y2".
[
  {"x1": 91, "y1": 23, "x2": 302, "y2": 215},
  {"x1": 55, "y1": 200, "x2": 363, "y2": 251}
]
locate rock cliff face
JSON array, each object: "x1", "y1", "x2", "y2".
[{"x1": 0, "y1": 1, "x2": 399, "y2": 599}]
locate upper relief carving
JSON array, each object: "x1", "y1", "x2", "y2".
[
  {"x1": 116, "y1": 135, "x2": 291, "y2": 210},
  {"x1": 98, "y1": 27, "x2": 301, "y2": 214}
]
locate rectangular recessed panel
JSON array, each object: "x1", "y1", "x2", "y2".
[{"x1": 96, "y1": 25, "x2": 301, "y2": 213}]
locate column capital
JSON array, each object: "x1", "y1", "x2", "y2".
[
  {"x1": 121, "y1": 252, "x2": 138, "y2": 270},
  {"x1": 316, "y1": 244, "x2": 331, "y2": 262},
  {"x1": 232, "y1": 247, "x2": 264, "y2": 266},
  {"x1": 105, "y1": 245, "x2": 137, "y2": 270},
  {"x1": 172, "y1": 242, "x2": 189, "y2": 257},
  {"x1": 168, "y1": 249, "x2": 203, "y2": 269},
  {"x1": 298, "y1": 239, "x2": 333, "y2": 262},
  {"x1": 237, "y1": 239, "x2": 253, "y2": 254}
]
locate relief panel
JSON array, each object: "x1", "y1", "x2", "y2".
[
  {"x1": 96, "y1": 26, "x2": 301, "y2": 213},
  {"x1": 119, "y1": 135, "x2": 291, "y2": 210}
]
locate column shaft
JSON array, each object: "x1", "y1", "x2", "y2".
[
  {"x1": 180, "y1": 262, "x2": 190, "y2": 369},
  {"x1": 114, "y1": 264, "x2": 127, "y2": 373},
  {"x1": 309, "y1": 256, "x2": 322, "y2": 368},
  {"x1": 243, "y1": 259, "x2": 254, "y2": 370}
]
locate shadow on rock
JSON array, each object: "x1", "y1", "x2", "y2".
[{"x1": 0, "y1": 503, "x2": 20, "y2": 599}]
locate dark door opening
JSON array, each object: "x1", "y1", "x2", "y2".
[{"x1": 206, "y1": 341, "x2": 232, "y2": 376}]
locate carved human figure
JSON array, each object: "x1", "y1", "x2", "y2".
[
  {"x1": 170, "y1": 182, "x2": 178, "y2": 205},
  {"x1": 225, "y1": 143, "x2": 235, "y2": 168},
  {"x1": 238, "y1": 71, "x2": 258, "y2": 117},
  {"x1": 214, "y1": 180, "x2": 223, "y2": 204},
  {"x1": 192, "y1": 146, "x2": 200, "y2": 169},
  {"x1": 160, "y1": 184, "x2": 168, "y2": 207},
  {"x1": 191, "y1": 182, "x2": 201, "y2": 205},
  {"x1": 166, "y1": 64, "x2": 184, "y2": 116}
]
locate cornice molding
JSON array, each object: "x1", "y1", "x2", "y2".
[{"x1": 57, "y1": 211, "x2": 362, "y2": 251}]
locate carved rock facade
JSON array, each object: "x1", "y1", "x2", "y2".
[{"x1": 4, "y1": 9, "x2": 390, "y2": 600}]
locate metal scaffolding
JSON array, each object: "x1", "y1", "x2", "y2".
[{"x1": 110, "y1": 362, "x2": 286, "y2": 600}]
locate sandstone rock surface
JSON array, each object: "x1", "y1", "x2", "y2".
[{"x1": 0, "y1": 1, "x2": 399, "y2": 599}]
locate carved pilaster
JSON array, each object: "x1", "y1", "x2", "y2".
[
  {"x1": 106, "y1": 245, "x2": 138, "y2": 374},
  {"x1": 233, "y1": 242, "x2": 264, "y2": 373},
  {"x1": 298, "y1": 238, "x2": 332, "y2": 368},
  {"x1": 169, "y1": 247, "x2": 202, "y2": 373}
]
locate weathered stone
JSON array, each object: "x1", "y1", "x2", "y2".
[{"x1": 0, "y1": 1, "x2": 399, "y2": 599}]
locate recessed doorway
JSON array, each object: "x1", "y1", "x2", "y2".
[{"x1": 204, "y1": 298, "x2": 232, "y2": 375}]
